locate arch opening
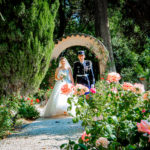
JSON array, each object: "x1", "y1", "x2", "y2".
[
  {"x1": 58, "y1": 46, "x2": 100, "y2": 81},
  {"x1": 51, "y1": 34, "x2": 109, "y2": 77}
]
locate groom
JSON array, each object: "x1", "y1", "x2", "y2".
[{"x1": 73, "y1": 51, "x2": 95, "y2": 89}]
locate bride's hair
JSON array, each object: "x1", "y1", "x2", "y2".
[
  {"x1": 59, "y1": 57, "x2": 66, "y2": 61},
  {"x1": 59, "y1": 57, "x2": 72, "y2": 72}
]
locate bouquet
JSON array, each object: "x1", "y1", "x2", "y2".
[{"x1": 60, "y1": 72, "x2": 67, "y2": 81}]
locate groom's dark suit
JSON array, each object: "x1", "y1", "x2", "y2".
[{"x1": 73, "y1": 60, "x2": 95, "y2": 88}]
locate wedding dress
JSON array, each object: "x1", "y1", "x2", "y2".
[{"x1": 43, "y1": 69, "x2": 76, "y2": 117}]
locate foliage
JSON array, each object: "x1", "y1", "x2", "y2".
[
  {"x1": 0, "y1": 95, "x2": 40, "y2": 138},
  {"x1": 61, "y1": 74, "x2": 150, "y2": 149},
  {"x1": 135, "y1": 37, "x2": 150, "y2": 84},
  {"x1": 108, "y1": 4, "x2": 149, "y2": 82},
  {"x1": 18, "y1": 101, "x2": 39, "y2": 120},
  {"x1": 0, "y1": 95, "x2": 20, "y2": 138},
  {"x1": 40, "y1": 59, "x2": 58, "y2": 89},
  {"x1": 34, "y1": 88, "x2": 53, "y2": 102},
  {"x1": 53, "y1": 0, "x2": 149, "y2": 82},
  {"x1": 0, "y1": 0, "x2": 59, "y2": 96}
]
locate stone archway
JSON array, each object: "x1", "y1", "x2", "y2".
[{"x1": 51, "y1": 33, "x2": 109, "y2": 76}]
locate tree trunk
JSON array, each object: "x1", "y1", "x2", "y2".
[
  {"x1": 95, "y1": 0, "x2": 116, "y2": 72},
  {"x1": 57, "y1": 0, "x2": 66, "y2": 38}
]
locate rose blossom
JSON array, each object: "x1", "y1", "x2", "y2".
[
  {"x1": 90, "y1": 88, "x2": 96, "y2": 94},
  {"x1": 96, "y1": 137, "x2": 109, "y2": 148},
  {"x1": 143, "y1": 91, "x2": 150, "y2": 100},
  {"x1": 36, "y1": 99, "x2": 40, "y2": 103},
  {"x1": 81, "y1": 131, "x2": 90, "y2": 142},
  {"x1": 137, "y1": 120, "x2": 150, "y2": 135},
  {"x1": 133, "y1": 83, "x2": 145, "y2": 94},
  {"x1": 107, "y1": 72, "x2": 121, "y2": 83},
  {"x1": 73, "y1": 84, "x2": 89, "y2": 96},
  {"x1": 142, "y1": 109, "x2": 146, "y2": 113},
  {"x1": 108, "y1": 94, "x2": 111, "y2": 97},
  {"x1": 122, "y1": 82, "x2": 134, "y2": 91},
  {"x1": 61, "y1": 83, "x2": 73, "y2": 95}
]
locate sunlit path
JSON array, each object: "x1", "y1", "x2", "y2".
[{"x1": 0, "y1": 117, "x2": 83, "y2": 150}]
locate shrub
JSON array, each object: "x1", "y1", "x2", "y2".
[
  {"x1": 61, "y1": 73, "x2": 150, "y2": 149},
  {"x1": 0, "y1": 96, "x2": 20, "y2": 138},
  {"x1": 0, "y1": 95, "x2": 40, "y2": 138},
  {"x1": 18, "y1": 103, "x2": 39, "y2": 120},
  {"x1": 34, "y1": 88, "x2": 53, "y2": 102},
  {"x1": 0, "y1": 0, "x2": 59, "y2": 96}
]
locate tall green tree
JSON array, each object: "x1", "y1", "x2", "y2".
[{"x1": 0, "y1": 0, "x2": 59, "y2": 96}]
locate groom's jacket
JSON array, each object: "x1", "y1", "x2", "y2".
[{"x1": 73, "y1": 60, "x2": 95, "y2": 88}]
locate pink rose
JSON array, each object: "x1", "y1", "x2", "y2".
[
  {"x1": 73, "y1": 84, "x2": 89, "y2": 96},
  {"x1": 122, "y1": 82, "x2": 134, "y2": 91},
  {"x1": 137, "y1": 120, "x2": 150, "y2": 135},
  {"x1": 133, "y1": 83, "x2": 145, "y2": 94},
  {"x1": 143, "y1": 92, "x2": 150, "y2": 100},
  {"x1": 61, "y1": 83, "x2": 74, "y2": 95},
  {"x1": 96, "y1": 137, "x2": 109, "y2": 148},
  {"x1": 142, "y1": 109, "x2": 146, "y2": 113},
  {"x1": 90, "y1": 88, "x2": 96, "y2": 94},
  {"x1": 107, "y1": 72, "x2": 121, "y2": 83}
]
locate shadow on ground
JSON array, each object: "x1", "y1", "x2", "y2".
[{"x1": 8, "y1": 117, "x2": 83, "y2": 138}]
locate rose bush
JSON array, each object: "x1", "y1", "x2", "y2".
[
  {"x1": 61, "y1": 72, "x2": 150, "y2": 149},
  {"x1": 0, "y1": 95, "x2": 40, "y2": 138},
  {"x1": 18, "y1": 96, "x2": 40, "y2": 120}
]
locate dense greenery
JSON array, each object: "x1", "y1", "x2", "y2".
[
  {"x1": 61, "y1": 74, "x2": 150, "y2": 149},
  {"x1": 0, "y1": 0, "x2": 149, "y2": 144},
  {"x1": 0, "y1": 95, "x2": 39, "y2": 138},
  {"x1": 0, "y1": 0, "x2": 59, "y2": 96},
  {"x1": 50, "y1": 0, "x2": 150, "y2": 83}
]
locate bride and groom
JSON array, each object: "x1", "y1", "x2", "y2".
[{"x1": 43, "y1": 51, "x2": 95, "y2": 117}]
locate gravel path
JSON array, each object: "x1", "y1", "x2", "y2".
[{"x1": 0, "y1": 117, "x2": 83, "y2": 150}]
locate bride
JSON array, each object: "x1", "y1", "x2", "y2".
[{"x1": 43, "y1": 57, "x2": 75, "y2": 117}]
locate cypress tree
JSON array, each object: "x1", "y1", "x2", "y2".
[{"x1": 0, "y1": 0, "x2": 59, "y2": 96}]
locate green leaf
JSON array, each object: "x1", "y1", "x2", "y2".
[
  {"x1": 78, "y1": 144, "x2": 88, "y2": 150},
  {"x1": 60, "y1": 143, "x2": 67, "y2": 149},
  {"x1": 72, "y1": 117, "x2": 79, "y2": 123},
  {"x1": 126, "y1": 144, "x2": 137, "y2": 150}
]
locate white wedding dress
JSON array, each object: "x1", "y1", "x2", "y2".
[{"x1": 43, "y1": 69, "x2": 76, "y2": 117}]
